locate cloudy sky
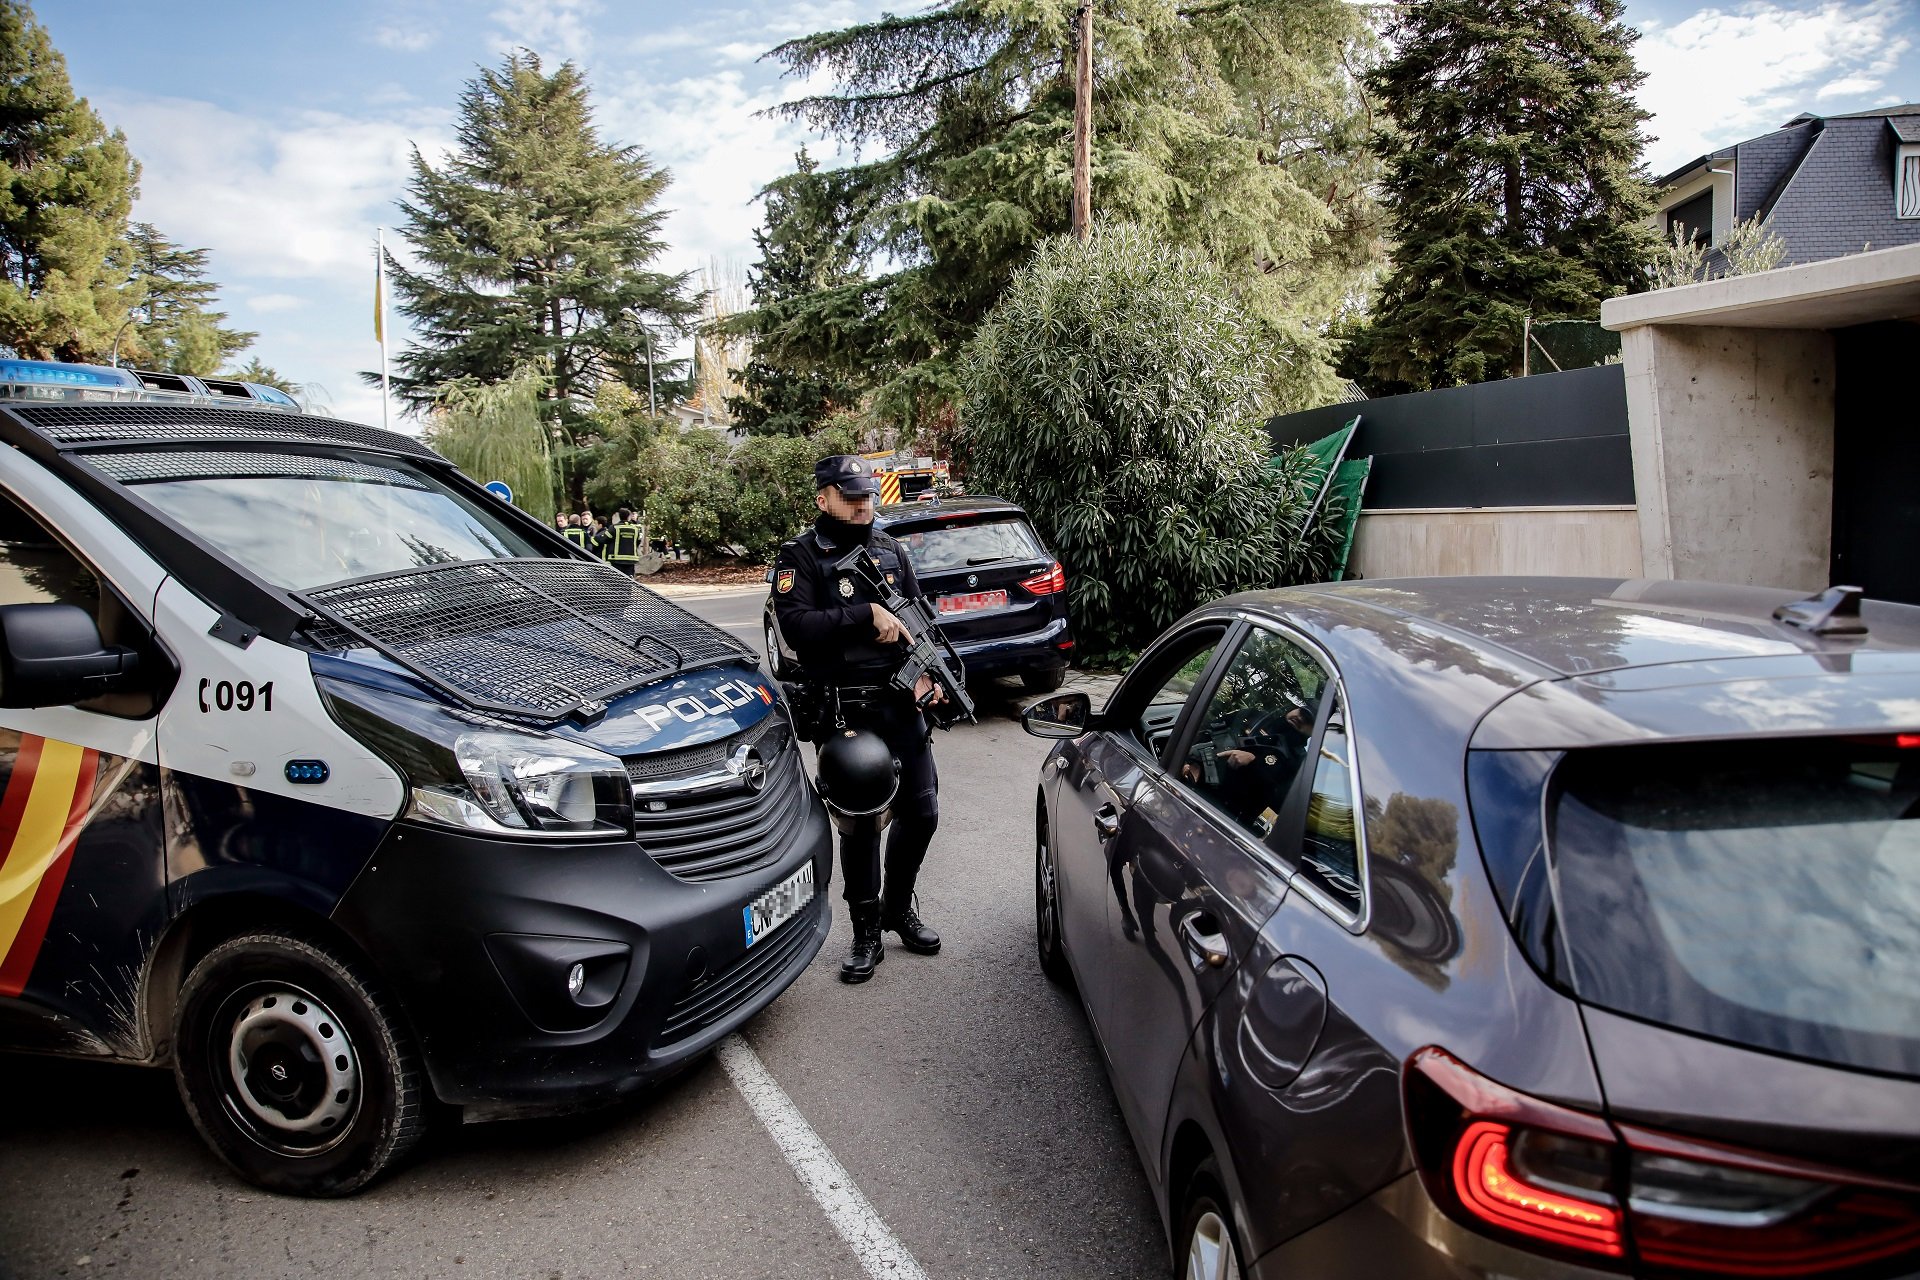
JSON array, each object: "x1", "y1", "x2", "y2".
[{"x1": 43, "y1": 0, "x2": 1920, "y2": 430}]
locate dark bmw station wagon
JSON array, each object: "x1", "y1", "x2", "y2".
[
  {"x1": 1023, "y1": 577, "x2": 1920, "y2": 1280},
  {"x1": 767, "y1": 496, "x2": 1072, "y2": 692}
]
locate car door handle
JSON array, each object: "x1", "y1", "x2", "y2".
[
  {"x1": 1179, "y1": 915, "x2": 1231, "y2": 969},
  {"x1": 1093, "y1": 804, "x2": 1121, "y2": 841}
]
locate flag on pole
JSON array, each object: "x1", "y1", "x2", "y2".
[{"x1": 373, "y1": 243, "x2": 384, "y2": 344}]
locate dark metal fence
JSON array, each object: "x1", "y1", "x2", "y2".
[{"x1": 1267, "y1": 364, "x2": 1634, "y2": 509}]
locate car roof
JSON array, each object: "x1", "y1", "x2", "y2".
[
  {"x1": 875, "y1": 496, "x2": 1025, "y2": 524},
  {"x1": 1230, "y1": 576, "x2": 1920, "y2": 678},
  {"x1": 1217, "y1": 577, "x2": 1920, "y2": 750}
]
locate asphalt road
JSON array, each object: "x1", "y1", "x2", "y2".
[{"x1": 0, "y1": 588, "x2": 1163, "y2": 1280}]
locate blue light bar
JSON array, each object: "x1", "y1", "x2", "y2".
[{"x1": 0, "y1": 360, "x2": 141, "y2": 389}]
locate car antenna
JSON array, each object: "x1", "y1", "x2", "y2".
[{"x1": 1772, "y1": 585, "x2": 1868, "y2": 636}]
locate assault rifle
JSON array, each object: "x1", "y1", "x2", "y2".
[{"x1": 833, "y1": 547, "x2": 977, "y2": 729}]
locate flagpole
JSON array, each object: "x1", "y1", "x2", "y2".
[{"x1": 376, "y1": 228, "x2": 391, "y2": 432}]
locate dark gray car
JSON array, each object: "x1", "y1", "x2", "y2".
[{"x1": 1022, "y1": 577, "x2": 1920, "y2": 1280}]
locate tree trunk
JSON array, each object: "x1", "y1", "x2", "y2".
[{"x1": 1071, "y1": 1, "x2": 1094, "y2": 240}]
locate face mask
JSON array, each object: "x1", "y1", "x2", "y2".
[{"x1": 817, "y1": 511, "x2": 874, "y2": 547}]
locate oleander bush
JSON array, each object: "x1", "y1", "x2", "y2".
[{"x1": 961, "y1": 224, "x2": 1338, "y2": 662}]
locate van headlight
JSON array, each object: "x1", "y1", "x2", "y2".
[{"x1": 317, "y1": 674, "x2": 633, "y2": 838}]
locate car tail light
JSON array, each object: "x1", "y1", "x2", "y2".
[
  {"x1": 1021, "y1": 563, "x2": 1065, "y2": 595},
  {"x1": 1405, "y1": 1047, "x2": 1920, "y2": 1276}
]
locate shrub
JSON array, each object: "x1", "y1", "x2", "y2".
[
  {"x1": 961, "y1": 224, "x2": 1333, "y2": 661},
  {"x1": 425, "y1": 368, "x2": 558, "y2": 522}
]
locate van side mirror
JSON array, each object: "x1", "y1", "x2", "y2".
[
  {"x1": 764, "y1": 565, "x2": 776, "y2": 584},
  {"x1": 0, "y1": 603, "x2": 141, "y2": 708},
  {"x1": 1021, "y1": 691, "x2": 1092, "y2": 739}
]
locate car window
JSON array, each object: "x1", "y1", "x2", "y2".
[
  {"x1": 1299, "y1": 689, "x2": 1363, "y2": 914},
  {"x1": 1547, "y1": 736, "x2": 1920, "y2": 1077},
  {"x1": 892, "y1": 518, "x2": 1045, "y2": 573},
  {"x1": 0, "y1": 489, "x2": 167, "y2": 717},
  {"x1": 0, "y1": 490, "x2": 101, "y2": 615},
  {"x1": 1178, "y1": 628, "x2": 1330, "y2": 844},
  {"x1": 1120, "y1": 629, "x2": 1225, "y2": 760}
]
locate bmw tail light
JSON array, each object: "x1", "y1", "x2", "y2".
[
  {"x1": 1405, "y1": 1047, "x2": 1920, "y2": 1276},
  {"x1": 1021, "y1": 563, "x2": 1066, "y2": 595}
]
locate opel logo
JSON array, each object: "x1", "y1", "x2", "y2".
[
  {"x1": 270, "y1": 1064, "x2": 289, "y2": 1082},
  {"x1": 967, "y1": 573, "x2": 978, "y2": 588},
  {"x1": 728, "y1": 745, "x2": 768, "y2": 793}
]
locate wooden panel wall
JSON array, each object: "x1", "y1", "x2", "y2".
[{"x1": 1346, "y1": 507, "x2": 1643, "y2": 580}]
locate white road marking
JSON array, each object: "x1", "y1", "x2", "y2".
[{"x1": 717, "y1": 1033, "x2": 931, "y2": 1280}]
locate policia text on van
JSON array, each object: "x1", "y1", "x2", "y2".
[{"x1": 0, "y1": 362, "x2": 832, "y2": 1196}]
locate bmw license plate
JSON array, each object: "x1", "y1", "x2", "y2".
[
  {"x1": 937, "y1": 589, "x2": 1007, "y2": 615},
  {"x1": 744, "y1": 861, "x2": 815, "y2": 947}
]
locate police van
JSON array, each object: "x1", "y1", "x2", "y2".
[{"x1": 0, "y1": 360, "x2": 830, "y2": 1195}]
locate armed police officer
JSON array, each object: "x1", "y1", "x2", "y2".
[{"x1": 773, "y1": 454, "x2": 959, "y2": 983}]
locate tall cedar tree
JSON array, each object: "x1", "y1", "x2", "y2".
[
  {"x1": 124, "y1": 222, "x2": 255, "y2": 374},
  {"x1": 383, "y1": 53, "x2": 698, "y2": 445},
  {"x1": 728, "y1": 152, "x2": 866, "y2": 436},
  {"x1": 1346, "y1": 0, "x2": 1656, "y2": 392},
  {"x1": 0, "y1": 1, "x2": 140, "y2": 361},
  {"x1": 756, "y1": 0, "x2": 1382, "y2": 430}
]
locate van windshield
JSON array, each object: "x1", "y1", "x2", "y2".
[
  {"x1": 1549, "y1": 737, "x2": 1920, "y2": 1077},
  {"x1": 119, "y1": 449, "x2": 545, "y2": 590}
]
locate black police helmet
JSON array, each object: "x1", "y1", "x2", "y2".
[{"x1": 815, "y1": 728, "x2": 900, "y2": 833}]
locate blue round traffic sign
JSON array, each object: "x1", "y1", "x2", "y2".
[{"x1": 483, "y1": 480, "x2": 513, "y2": 503}]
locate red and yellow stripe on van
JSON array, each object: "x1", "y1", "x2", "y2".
[{"x1": 0, "y1": 735, "x2": 99, "y2": 997}]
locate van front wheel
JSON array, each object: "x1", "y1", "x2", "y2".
[{"x1": 173, "y1": 932, "x2": 426, "y2": 1197}]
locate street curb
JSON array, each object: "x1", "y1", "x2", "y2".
[{"x1": 643, "y1": 580, "x2": 769, "y2": 599}]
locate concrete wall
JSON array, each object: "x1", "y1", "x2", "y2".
[
  {"x1": 1620, "y1": 325, "x2": 1835, "y2": 589},
  {"x1": 1347, "y1": 506, "x2": 1643, "y2": 580}
]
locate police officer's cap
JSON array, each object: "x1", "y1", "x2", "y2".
[{"x1": 814, "y1": 454, "x2": 878, "y2": 497}]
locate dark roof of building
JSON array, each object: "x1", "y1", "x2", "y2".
[{"x1": 1657, "y1": 103, "x2": 1920, "y2": 267}]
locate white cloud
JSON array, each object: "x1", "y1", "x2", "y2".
[
  {"x1": 1635, "y1": 0, "x2": 1915, "y2": 173},
  {"x1": 490, "y1": 0, "x2": 602, "y2": 62},
  {"x1": 372, "y1": 23, "x2": 439, "y2": 53},
  {"x1": 103, "y1": 94, "x2": 452, "y2": 281},
  {"x1": 244, "y1": 293, "x2": 309, "y2": 314}
]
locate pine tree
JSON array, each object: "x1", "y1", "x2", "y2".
[
  {"x1": 1344, "y1": 0, "x2": 1657, "y2": 392},
  {"x1": 729, "y1": 152, "x2": 868, "y2": 436},
  {"x1": 225, "y1": 356, "x2": 299, "y2": 396},
  {"x1": 757, "y1": 0, "x2": 1381, "y2": 429},
  {"x1": 0, "y1": 1, "x2": 141, "y2": 361},
  {"x1": 122, "y1": 222, "x2": 254, "y2": 374},
  {"x1": 383, "y1": 52, "x2": 698, "y2": 444}
]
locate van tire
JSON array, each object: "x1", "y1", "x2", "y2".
[{"x1": 173, "y1": 932, "x2": 425, "y2": 1197}]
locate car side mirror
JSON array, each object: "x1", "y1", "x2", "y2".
[
  {"x1": 0, "y1": 603, "x2": 141, "y2": 709},
  {"x1": 1021, "y1": 691, "x2": 1092, "y2": 739}
]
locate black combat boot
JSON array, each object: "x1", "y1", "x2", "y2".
[
  {"x1": 881, "y1": 893, "x2": 941, "y2": 955},
  {"x1": 840, "y1": 898, "x2": 885, "y2": 983}
]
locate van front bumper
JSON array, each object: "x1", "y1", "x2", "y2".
[{"x1": 329, "y1": 791, "x2": 833, "y2": 1108}]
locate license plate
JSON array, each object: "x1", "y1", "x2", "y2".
[
  {"x1": 744, "y1": 861, "x2": 815, "y2": 947},
  {"x1": 937, "y1": 589, "x2": 1007, "y2": 615}
]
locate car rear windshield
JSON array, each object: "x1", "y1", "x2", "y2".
[
  {"x1": 119, "y1": 449, "x2": 545, "y2": 591},
  {"x1": 891, "y1": 517, "x2": 1045, "y2": 573},
  {"x1": 1548, "y1": 737, "x2": 1920, "y2": 1077}
]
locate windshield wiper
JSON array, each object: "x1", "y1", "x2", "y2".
[{"x1": 966, "y1": 555, "x2": 1010, "y2": 566}]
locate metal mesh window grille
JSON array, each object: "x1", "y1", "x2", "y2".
[
  {"x1": 80, "y1": 450, "x2": 428, "y2": 488},
  {"x1": 10, "y1": 403, "x2": 440, "y2": 460},
  {"x1": 298, "y1": 558, "x2": 755, "y2": 721}
]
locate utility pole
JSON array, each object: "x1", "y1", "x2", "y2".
[{"x1": 1070, "y1": 0, "x2": 1093, "y2": 240}]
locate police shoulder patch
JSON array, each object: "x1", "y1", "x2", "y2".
[{"x1": 776, "y1": 568, "x2": 795, "y2": 593}]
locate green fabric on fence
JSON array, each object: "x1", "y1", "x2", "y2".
[{"x1": 1326, "y1": 456, "x2": 1371, "y2": 579}]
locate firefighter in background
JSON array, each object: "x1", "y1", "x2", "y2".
[
  {"x1": 561, "y1": 514, "x2": 591, "y2": 551},
  {"x1": 608, "y1": 509, "x2": 644, "y2": 576}
]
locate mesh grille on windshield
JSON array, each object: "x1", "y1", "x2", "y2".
[
  {"x1": 11, "y1": 403, "x2": 440, "y2": 460},
  {"x1": 296, "y1": 558, "x2": 755, "y2": 722},
  {"x1": 80, "y1": 450, "x2": 428, "y2": 488}
]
